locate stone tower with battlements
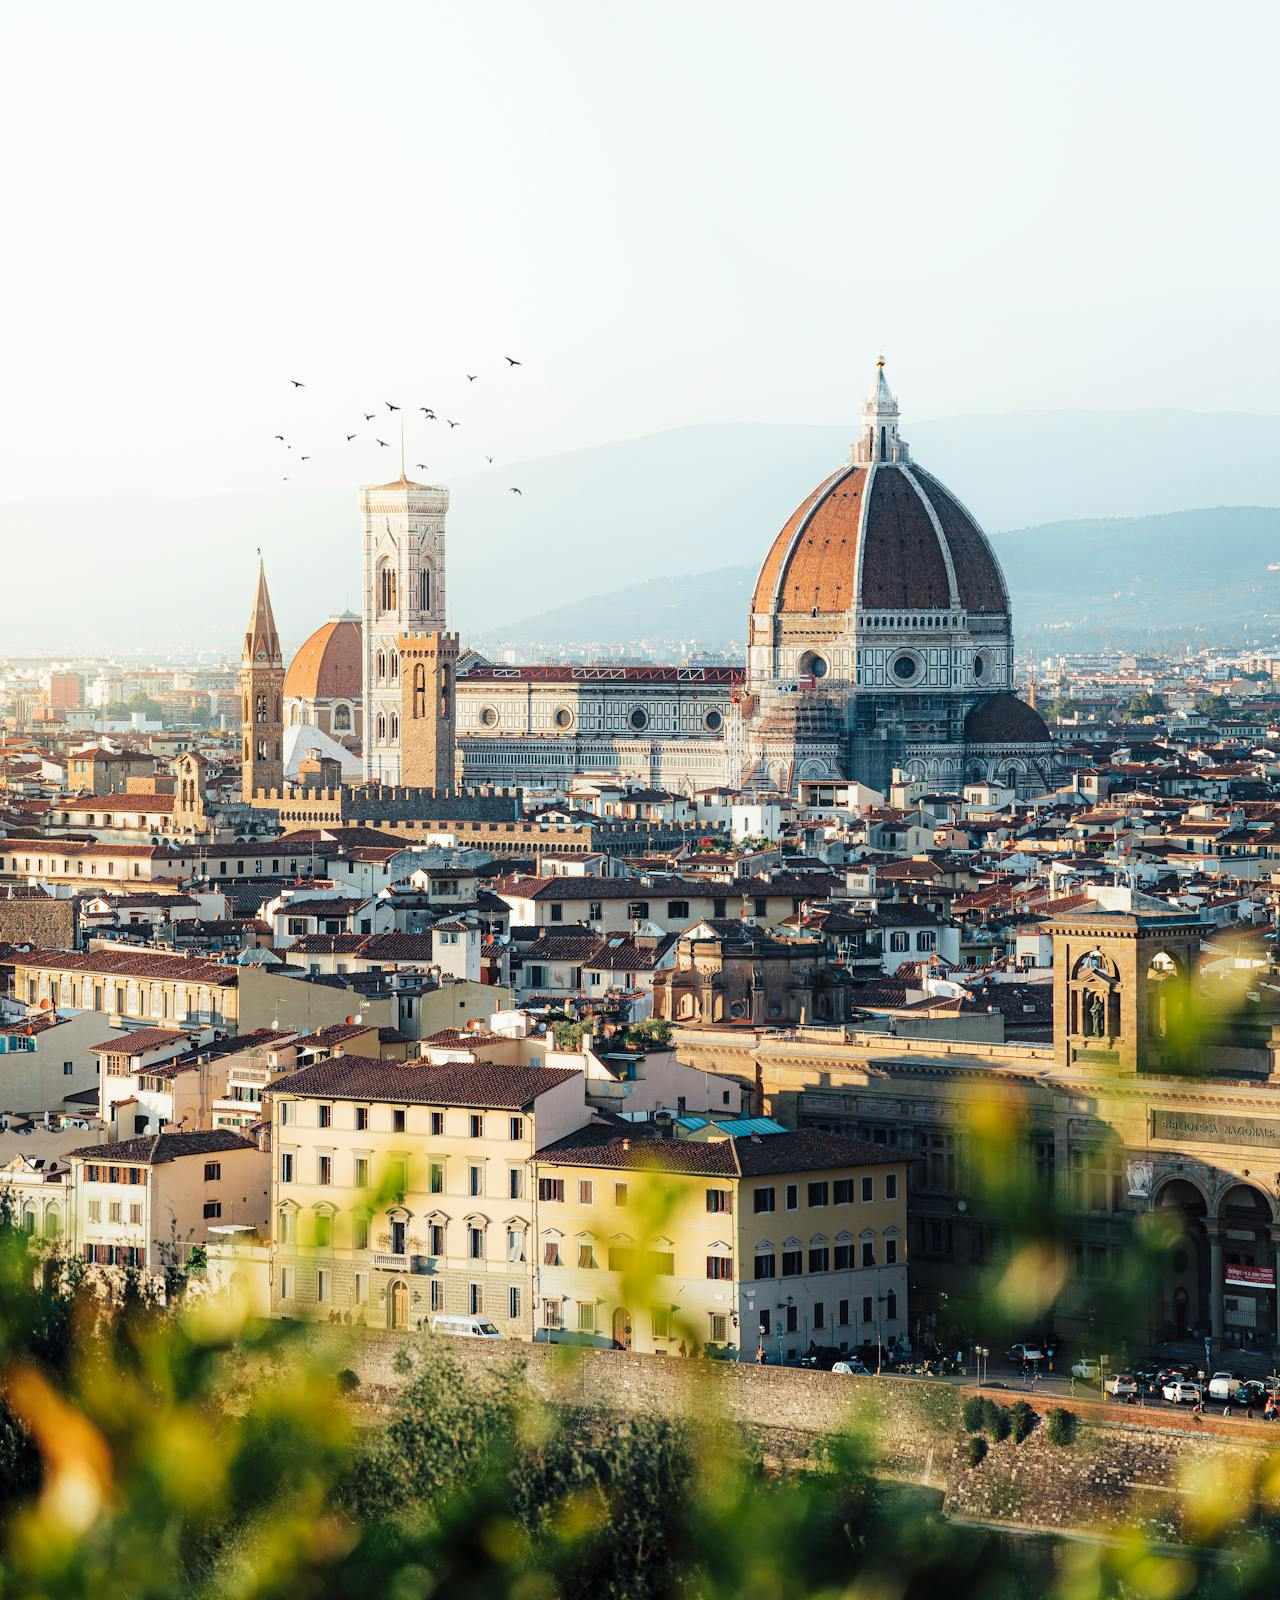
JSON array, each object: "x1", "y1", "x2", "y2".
[
  {"x1": 399, "y1": 631, "x2": 459, "y2": 791},
  {"x1": 240, "y1": 559, "x2": 285, "y2": 802}
]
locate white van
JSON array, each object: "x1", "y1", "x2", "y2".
[
  {"x1": 430, "y1": 1314, "x2": 502, "y2": 1340},
  {"x1": 1208, "y1": 1371, "x2": 1240, "y2": 1401}
]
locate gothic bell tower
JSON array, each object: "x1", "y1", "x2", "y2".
[{"x1": 240, "y1": 557, "x2": 285, "y2": 801}]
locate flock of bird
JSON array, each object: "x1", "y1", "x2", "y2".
[{"x1": 273, "y1": 356, "x2": 525, "y2": 494}]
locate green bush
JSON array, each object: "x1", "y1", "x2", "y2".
[
  {"x1": 1046, "y1": 1407, "x2": 1078, "y2": 1446},
  {"x1": 337, "y1": 1368, "x2": 361, "y2": 1394},
  {"x1": 981, "y1": 1398, "x2": 1011, "y2": 1441},
  {"x1": 961, "y1": 1396, "x2": 986, "y2": 1433},
  {"x1": 1010, "y1": 1401, "x2": 1036, "y2": 1443},
  {"x1": 965, "y1": 1434, "x2": 988, "y2": 1467}
]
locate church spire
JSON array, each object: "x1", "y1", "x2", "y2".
[
  {"x1": 851, "y1": 356, "x2": 910, "y2": 465},
  {"x1": 243, "y1": 554, "x2": 283, "y2": 667}
]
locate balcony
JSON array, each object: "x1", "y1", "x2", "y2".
[{"x1": 373, "y1": 1252, "x2": 407, "y2": 1271}]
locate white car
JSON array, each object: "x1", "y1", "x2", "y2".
[
  {"x1": 1162, "y1": 1379, "x2": 1201, "y2": 1404},
  {"x1": 1007, "y1": 1343, "x2": 1046, "y2": 1365},
  {"x1": 1105, "y1": 1373, "x2": 1137, "y2": 1397},
  {"x1": 1071, "y1": 1359, "x2": 1100, "y2": 1380},
  {"x1": 1207, "y1": 1372, "x2": 1240, "y2": 1401}
]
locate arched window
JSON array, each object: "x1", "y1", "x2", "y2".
[
  {"x1": 333, "y1": 704, "x2": 351, "y2": 733},
  {"x1": 375, "y1": 649, "x2": 385, "y2": 682},
  {"x1": 412, "y1": 662, "x2": 427, "y2": 721},
  {"x1": 376, "y1": 713, "x2": 386, "y2": 742},
  {"x1": 377, "y1": 563, "x2": 397, "y2": 614},
  {"x1": 389, "y1": 651, "x2": 399, "y2": 682},
  {"x1": 389, "y1": 712, "x2": 399, "y2": 740},
  {"x1": 420, "y1": 565, "x2": 432, "y2": 612}
]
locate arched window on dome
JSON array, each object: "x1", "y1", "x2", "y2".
[{"x1": 419, "y1": 565, "x2": 432, "y2": 612}]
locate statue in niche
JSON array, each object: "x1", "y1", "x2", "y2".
[{"x1": 1082, "y1": 989, "x2": 1107, "y2": 1038}]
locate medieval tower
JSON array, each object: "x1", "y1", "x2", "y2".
[{"x1": 240, "y1": 558, "x2": 285, "y2": 801}]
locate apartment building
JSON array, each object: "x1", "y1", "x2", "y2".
[
  {"x1": 267, "y1": 1057, "x2": 587, "y2": 1333},
  {"x1": 68, "y1": 1129, "x2": 269, "y2": 1277},
  {"x1": 10, "y1": 949, "x2": 240, "y2": 1029},
  {"x1": 533, "y1": 1123, "x2": 909, "y2": 1361}
]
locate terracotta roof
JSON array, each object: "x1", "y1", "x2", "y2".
[
  {"x1": 11, "y1": 948, "x2": 237, "y2": 985},
  {"x1": 90, "y1": 1027, "x2": 192, "y2": 1057},
  {"x1": 964, "y1": 694, "x2": 1052, "y2": 745},
  {"x1": 284, "y1": 616, "x2": 362, "y2": 702},
  {"x1": 57, "y1": 794, "x2": 176, "y2": 814},
  {"x1": 70, "y1": 1129, "x2": 255, "y2": 1164},
  {"x1": 271, "y1": 1055, "x2": 581, "y2": 1109},
  {"x1": 537, "y1": 1124, "x2": 904, "y2": 1176}
]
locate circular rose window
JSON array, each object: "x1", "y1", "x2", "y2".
[
  {"x1": 479, "y1": 706, "x2": 498, "y2": 727},
  {"x1": 629, "y1": 707, "x2": 649, "y2": 731},
  {"x1": 704, "y1": 709, "x2": 723, "y2": 732},
  {"x1": 891, "y1": 652, "x2": 921, "y2": 683},
  {"x1": 554, "y1": 707, "x2": 573, "y2": 729}
]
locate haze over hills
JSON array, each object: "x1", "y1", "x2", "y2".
[
  {"x1": 475, "y1": 506, "x2": 1280, "y2": 657},
  {"x1": 5, "y1": 408, "x2": 1280, "y2": 654}
]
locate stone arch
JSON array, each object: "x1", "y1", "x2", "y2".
[{"x1": 1217, "y1": 1180, "x2": 1276, "y2": 1225}]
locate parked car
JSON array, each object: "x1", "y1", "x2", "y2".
[
  {"x1": 1233, "y1": 1381, "x2": 1267, "y2": 1409},
  {"x1": 1007, "y1": 1343, "x2": 1046, "y2": 1365},
  {"x1": 832, "y1": 1359, "x2": 872, "y2": 1376},
  {"x1": 1105, "y1": 1373, "x2": 1138, "y2": 1398},
  {"x1": 1071, "y1": 1359, "x2": 1100, "y2": 1380},
  {"x1": 430, "y1": 1314, "x2": 502, "y2": 1340},
  {"x1": 1162, "y1": 1379, "x2": 1202, "y2": 1404},
  {"x1": 1208, "y1": 1372, "x2": 1241, "y2": 1401}
]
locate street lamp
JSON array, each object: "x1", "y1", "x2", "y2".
[{"x1": 975, "y1": 1345, "x2": 989, "y2": 1387}]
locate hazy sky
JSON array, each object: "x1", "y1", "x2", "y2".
[{"x1": 2, "y1": 0, "x2": 1279, "y2": 507}]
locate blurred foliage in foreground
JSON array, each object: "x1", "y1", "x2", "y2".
[{"x1": 2, "y1": 1207, "x2": 1280, "y2": 1596}]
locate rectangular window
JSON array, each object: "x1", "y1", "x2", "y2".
[
  {"x1": 355, "y1": 1157, "x2": 369, "y2": 1188},
  {"x1": 614, "y1": 1183, "x2": 628, "y2": 1207},
  {"x1": 280, "y1": 1102, "x2": 290, "y2": 1126},
  {"x1": 862, "y1": 1295, "x2": 872, "y2": 1324},
  {"x1": 652, "y1": 1306, "x2": 671, "y2": 1339},
  {"x1": 508, "y1": 1285, "x2": 522, "y2": 1321},
  {"x1": 469, "y1": 1165, "x2": 483, "y2": 1197},
  {"x1": 204, "y1": 1161, "x2": 222, "y2": 1182},
  {"x1": 201, "y1": 1200, "x2": 221, "y2": 1220},
  {"x1": 280, "y1": 1152, "x2": 294, "y2": 1184},
  {"x1": 108, "y1": 1201, "x2": 122, "y2": 1223},
  {"x1": 316, "y1": 1268, "x2": 329, "y2": 1303},
  {"x1": 469, "y1": 1113, "x2": 483, "y2": 1138},
  {"x1": 833, "y1": 1179, "x2": 853, "y2": 1205},
  {"x1": 577, "y1": 1301, "x2": 596, "y2": 1333},
  {"x1": 705, "y1": 1188, "x2": 732, "y2": 1214},
  {"x1": 588, "y1": 900, "x2": 603, "y2": 921},
  {"x1": 280, "y1": 1268, "x2": 292, "y2": 1300},
  {"x1": 356, "y1": 1106, "x2": 368, "y2": 1131},
  {"x1": 834, "y1": 1243, "x2": 852, "y2": 1270},
  {"x1": 706, "y1": 1255, "x2": 733, "y2": 1281},
  {"x1": 784, "y1": 1183, "x2": 798, "y2": 1211},
  {"x1": 393, "y1": 1109, "x2": 406, "y2": 1133},
  {"x1": 354, "y1": 1272, "x2": 368, "y2": 1305},
  {"x1": 314, "y1": 1213, "x2": 331, "y2": 1247},
  {"x1": 318, "y1": 1104, "x2": 331, "y2": 1129},
  {"x1": 507, "y1": 1228, "x2": 525, "y2": 1263},
  {"x1": 543, "y1": 1240, "x2": 561, "y2": 1267},
  {"x1": 758, "y1": 1308, "x2": 771, "y2": 1336},
  {"x1": 430, "y1": 1111, "x2": 444, "y2": 1136},
  {"x1": 578, "y1": 1179, "x2": 594, "y2": 1205},
  {"x1": 578, "y1": 1241, "x2": 597, "y2": 1269},
  {"x1": 808, "y1": 1181, "x2": 829, "y2": 1207},
  {"x1": 354, "y1": 1216, "x2": 369, "y2": 1250},
  {"x1": 861, "y1": 1240, "x2": 875, "y2": 1267},
  {"x1": 886, "y1": 1237, "x2": 898, "y2": 1265},
  {"x1": 317, "y1": 1155, "x2": 332, "y2": 1186},
  {"x1": 808, "y1": 1246, "x2": 829, "y2": 1273},
  {"x1": 538, "y1": 1178, "x2": 564, "y2": 1203},
  {"x1": 509, "y1": 1168, "x2": 523, "y2": 1200},
  {"x1": 129, "y1": 1203, "x2": 142, "y2": 1225},
  {"x1": 754, "y1": 1252, "x2": 776, "y2": 1280},
  {"x1": 543, "y1": 1299, "x2": 563, "y2": 1331},
  {"x1": 468, "y1": 1283, "x2": 482, "y2": 1316},
  {"x1": 785, "y1": 1304, "x2": 798, "y2": 1333},
  {"x1": 813, "y1": 1302, "x2": 825, "y2": 1330},
  {"x1": 430, "y1": 1162, "x2": 445, "y2": 1194},
  {"x1": 838, "y1": 1299, "x2": 849, "y2": 1326},
  {"x1": 430, "y1": 1280, "x2": 443, "y2": 1312},
  {"x1": 468, "y1": 1226, "x2": 484, "y2": 1260},
  {"x1": 709, "y1": 1312, "x2": 728, "y2": 1344},
  {"x1": 508, "y1": 1116, "x2": 524, "y2": 1141},
  {"x1": 781, "y1": 1250, "x2": 802, "y2": 1276},
  {"x1": 860, "y1": 1176, "x2": 873, "y2": 1202},
  {"x1": 754, "y1": 1187, "x2": 775, "y2": 1214},
  {"x1": 63, "y1": 1060, "x2": 73, "y2": 1076},
  {"x1": 885, "y1": 1173, "x2": 898, "y2": 1200},
  {"x1": 428, "y1": 1223, "x2": 445, "y2": 1256}
]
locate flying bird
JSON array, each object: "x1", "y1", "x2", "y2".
[
  {"x1": 446, "y1": 419, "x2": 460, "y2": 428},
  {"x1": 363, "y1": 412, "x2": 376, "y2": 421},
  {"x1": 290, "y1": 378, "x2": 305, "y2": 387},
  {"x1": 346, "y1": 433, "x2": 357, "y2": 441},
  {"x1": 419, "y1": 407, "x2": 435, "y2": 416},
  {"x1": 376, "y1": 438, "x2": 390, "y2": 447},
  {"x1": 300, "y1": 455, "x2": 311, "y2": 461},
  {"x1": 415, "y1": 462, "x2": 429, "y2": 470},
  {"x1": 485, "y1": 455, "x2": 494, "y2": 463},
  {"x1": 509, "y1": 486, "x2": 522, "y2": 495},
  {"x1": 282, "y1": 476, "x2": 290, "y2": 481},
  {"x1": 504, "y1": 356, "x2": 521, "y2": 366},
  {"x1": 385, "y1": 401, "x2": 400, "y2": 411},
  {"x1": 274, "y1": 434, "x2": 286, "y2": 441},
  {"x1": 466, "y1": 374, "x2": 478, "y2": 382}
]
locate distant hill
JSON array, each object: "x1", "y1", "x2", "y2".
[
  {"x1": 5, "y1": 410, "x2": 1280, "y2": 652},
  {"x1": 475, "y1": 506, "x2": 1280, "y2": 654}
]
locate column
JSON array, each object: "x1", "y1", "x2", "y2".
[
  {"x1": 1206, "y1": 1220, "x2": 1224, "y2": 1343},
  {"x1": 1271, "y1": 1229, "x2": 1280, "y2": 1350}
]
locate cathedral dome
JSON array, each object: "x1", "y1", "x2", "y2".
[
  {"x1": 963, "y1": 692, "x2": 1050, "y2": 744},
  {"x1": 750, "y1": 363, "x2": 1008, "y2": 620},
  {"x1": 284, "y1": 614, "x2": 362, "y2": 702}
]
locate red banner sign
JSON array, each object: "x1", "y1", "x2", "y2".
[{"x1": 1225, "y1": 1265, "x2": 1275, "y2": 1289}]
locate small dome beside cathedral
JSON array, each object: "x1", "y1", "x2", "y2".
[{"x1": 284, "y1": 614, "x2": 362, "y2": 702}]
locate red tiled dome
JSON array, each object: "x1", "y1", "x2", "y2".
[
  {"x1": 284, "y1": 615, "x2": 362, "y2": 701},
  {"x1": 751, "y1": 461, "x2": 1008, "y2": 618}
]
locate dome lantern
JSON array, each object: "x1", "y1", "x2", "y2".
[{"x1": 852, "y1": 356, "x2": 910, "y2": 465}]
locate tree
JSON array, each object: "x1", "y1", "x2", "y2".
[
  {"x1": 1195, "y1": 692, "x2": 1231, "y2": 719},
  {"x1": 1124, "y1": 691, "x2": 1168, "y2": 718}
]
